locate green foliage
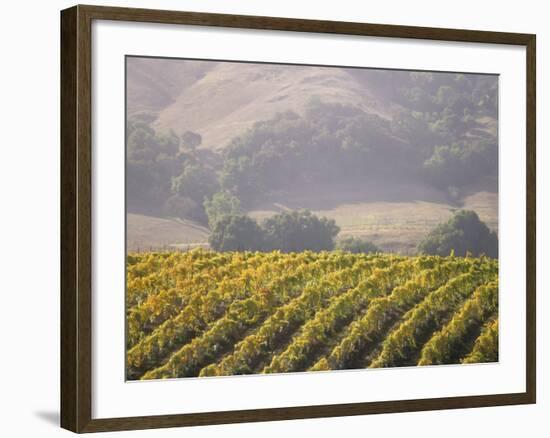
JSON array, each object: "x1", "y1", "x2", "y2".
[
  {"x1": 125, "y1": 116, "x2": 213, "y2": 222},
  {"x1": 208, "y1": 215, "x2": 264, "y2": 252},
  {"x1": 127, "y1": 123, "x2": 180, "y2": 160},
  {"x1": 180, "y1": 130, "x2": 202, "y2": 151},
  {"x1": 462, "y1": 319, "x2": 499, "y2": 363},
  {"x1": 337, "y1": 237, "x2": 381, "y2": 254},
  {"x1": 370, "y1": 265, "x2": 496, "y2": 368},
  {"x1": 203, "y1": 191, "x2": 242, "y2": 229},
  {"x1": 219, "y1": 101, "x2": 413, "y2": 200},
  {"x1": 313, "y1": 257, "x2": 477, "y2": 370},
  {"x1": 352, "y1": 71, "x2": 497, "y2": 188},
  {"x1": 127, "y1": 251, "x2": 282, "y2": 376},
  {"x1": 264, "y1": 260, "x2": 410, "y2": 374},
  {"x1": 145, "y1": 254, "x2": 350, "y2": 379},
  {"x1": 171, "y1": 163, "x2": 219, "y2": 204},
  {"x1": 419, "y1": 282, "x2": 498, "y2": 365},
  {"x1": 217, "y1": 85, "x2": 497, "y2": 205},
  {"x1": 423, "y1": 139, "x2": 497, "y2": 189},
  {"x1": 262, "y1": 210, "x2": 340, "y2": 252},
  {"x1": 418, "y1": 210, "x2": 498, "y2": 258},
  {"x1": 207, "y1": 209, "x2": 340, "y2": 253},
  {"x1": 127, "y1": 110, "x2": 157, "y2": 125},
  {"x1": 202, "y1": 256, "x2": 389, "y2": 377},
  {"x1": 126, "y1": 115, "x2": 182, "y2": 213},
  {"x1": 366, "y1": 71, "x2": 497, "y2": 118},
  {"x1": 127, "y1": 72, "x2": 498, "y2": 223},
  {"x1": 125, "y1": 68, "x2": 499, "y2": 265},
  {"x1": 162, "y1": 194, "x2": 207, "y2": 224}
]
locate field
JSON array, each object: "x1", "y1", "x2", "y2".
[
  {"x1": 250, "y1": 187, "x2": 498, "y2": 254},
  {"x1": 126, "y1": 250, "x2": 498, "y2": 380},
  {"x1": 127, "y1": 213, "x2": 209, "y2": 252},
  {"x1": 128, "y1": 187, "x2": 498, "y2": 254}
]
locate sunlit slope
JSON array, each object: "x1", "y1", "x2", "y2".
[
  {"x1": 150, "y1": 61, "x2": 391, "y2": 149},
  {"x1": 126, "y1": 57, "x2": 215, "y2": 115},
  {"x1": 127, "y1": 213, "x2": 209, "y2": 251}
]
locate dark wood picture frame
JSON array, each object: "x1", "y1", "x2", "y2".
[{"x1": 60, "y1": 4, "x2": 536, "y2": 433}]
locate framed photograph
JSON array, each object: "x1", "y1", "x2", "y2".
[{"x1": 60, "y1": 4, "x2": 536, "y2": 433}]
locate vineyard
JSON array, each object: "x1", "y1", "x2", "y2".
[{"x1": 126, "y1": 250, "x2": 498, "y2": 380}]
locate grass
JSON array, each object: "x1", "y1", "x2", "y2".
[
  {"x1": 127, "y1": 188, "x2": 497, "y2": 254},
  {"x1": 126, "y1": 213, "x2": 209, "y2": 252},
  {"x1": 248, "y1": 183, "x2": 498, "y2": 254}
]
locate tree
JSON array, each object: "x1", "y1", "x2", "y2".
[
  {"x1": 204, "y1": 191, "x2": 242, "y2": 229},
  {"x1": 418, "y1": 210, "x2": 498, "y2": 258},
  {"x1": 126, "y1": 116, "x2": 182, "y2": 214},
  {"x1": 337, "y1": 237, "x2": 380, "y2": 254},
  {"x1": 162, "y1": 194, "x2": 207, "y2": 224},
  {"x1": 208, "y1": 215, "x2": 264, "y2": 251},
  {"x1": 181, "y1": 130, "x2": 202, "y2": 152},
  {"x1": 171, "y1": 163, "x2": 218, "y2": 204},
  {"x1": 422, "y1": 139, "x2": 497, "y2": 191},
  {"x1": 262, "y1": 210, "x2": 340, "y2": 252}
]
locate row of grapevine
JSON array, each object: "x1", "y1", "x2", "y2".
[
  {"x1": 309, "y1": 257, "x2": 483, "y2": 371},
  {"x1": 128, "y1": 252, "x2": 365, "y2": 379},
  {"x1": 127, "y1": 250, "x2": 232, "y2": 309},
  {"x1": 127, "y1": 251, "x2": 282, "y2": 347},
  {"x1": 462, "y1": 319, "x2": 499, "y2": 363},
  {"x1": 197, "y1": 256, "x2": 403, "y2": 378},
  {"x1": 144, "y1": 257, "x2": 395, "y2": 379},
  {"x1": 126, "y1": 251, "x2": 499, "y2": 379},
  {"x1": 262, "y1": 259, "x2": 415, "y2": 374},
  {"x1": 369, "y1": 262, "x2": 497, "y2": 368},
  {"x1": 418, "y1": 282, "x2": 498, "y2": 365}
]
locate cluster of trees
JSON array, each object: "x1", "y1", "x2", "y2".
[
  {"x1": 336, "y1": 237, "x2": 381, "y2": 254},
  {"x1": 417, "y1": 210, "x2": 498, "y2": 258},
  {"x1": 127, "y1": 71, "x2": 498, "y2": 225},
  {"x1": 209, "y1": 210, "x2": 340, "y2": 252},
  {"x1": 128, "y1": 71, "x2": 498, "y2": 223},
  {"x1": 218, "y1": 72, "x2": 498, "y2": 204},
  {"x1": 363, "y1": 71, "x2": 498, "y2": 194},
  {"x1": 208, "y1": 209, "x2": 500, "y2": 258},
  {"x1": 364, "y1": 71, "x2": 497, "y2": 118},
  {"x1": 127, "y1": 111, "x2": 497, "y2": 257},
  {"x1": 126, "y1": 70, "x2": 499, "y2": 258},
  {"x1": 219, "y1": 103, "x2": 413, "y2": 204},
  {"x1": 335, "y1": 210, "x2": 498, "y2": 258},
  {"x1": 126, "y1": 112, "x2": 182, "y2": 214},
  {"x1": 422, "y1": 139, "x2": 497, "y2": 191},
  {"x1": 127, "y1": 112, "x2": 219, "y2": 224}
]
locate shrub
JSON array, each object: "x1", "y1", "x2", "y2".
[
  {"x1": 337, "y1": 237, "x2": 381, "y2": 254},
  {"x1": 262, "y1": 210, "x2": 340, "y2": 252},
  {"x1": 162, "y1": 195, "x2": 207, "y2": 224},
  {"x1": 209, "y1": 215, "x2": 264, "y2": 251},
  {"x1": 418, "y1": 210, "x2": 498, "y2": 258}
]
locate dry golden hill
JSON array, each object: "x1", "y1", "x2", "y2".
[{"x1": 128, "y1": 58, "x2": 391, "y2": 149}]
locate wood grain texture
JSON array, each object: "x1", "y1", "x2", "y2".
[
  {"x1": 60, "y1": 5, "x2": 78, "y2": 432},
  {"x1": 525, "y1": 34, "x2": 536, "y2": 404},
  {"x1": 60, "y1": 4, "x2": 536, "y2": 433}
]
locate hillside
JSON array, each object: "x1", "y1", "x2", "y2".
[
  {"x1": 129, "y1": 59, "x2": 393, "y2": 149},
  {"x1": 126, "y1": 58, "x2": 499, "y2": 254},
  {"x1": 128, "y1": 59, "x2": 497, "y2": 153},
  {"x1": 155, "y1": 62, "x2": 393, "y2": 149},
  {"x1": 126, "y1": 57, "x2": 215, "y2": 115}
]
